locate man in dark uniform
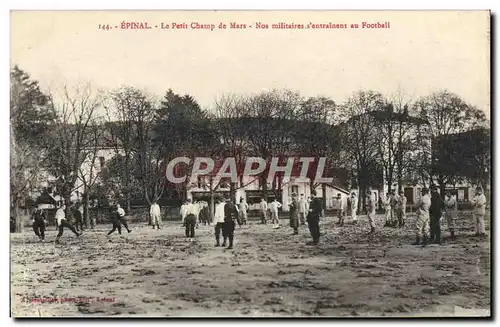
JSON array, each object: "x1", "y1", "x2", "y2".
[
  {"x1": 107, "y1": 204, "x2": 132, "y2": 236},
  {"x1": 429, "y1": 185, "x2": 444, "y2": 245},
  {"x1": 32, "y1": 205, "x2": 47, "y2": 241},
  {"x1": 72, "y1": 202, "x2": 84, "y2": 232},
  {"x1": 223, "y1": 197, "x2": 240, "y2": 249},
  {"x1": 306, "y1": 190, "x2": 323, "y2": 245},
  {"x1": 289, "y1": 193, "x2": 300, "y2": 235}
]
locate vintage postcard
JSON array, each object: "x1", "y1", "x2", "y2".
[{"x1": 10, "y1": 10, "x2": 491, "y2": 317}]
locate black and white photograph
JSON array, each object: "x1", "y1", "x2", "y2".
[{"x1": 9, "y1": 10, "x2": 491, "y2": 317}]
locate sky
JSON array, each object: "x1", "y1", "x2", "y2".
[{"x1": 10, "y1": 10, "x2": 491, "y2": 117}]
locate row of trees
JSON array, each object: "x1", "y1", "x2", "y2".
[{"x1": 10, "y1": 65, "x2": 490, "y2": 231}]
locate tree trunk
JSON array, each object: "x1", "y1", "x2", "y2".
[
  {"x1": 63, "y1": 193, "x2": 72, "y2": 220},
  {"x1": 84, "y1": 191, "x2": 91, "y2": 228},
  {"x1": 322, "y1": 183, "x2": 327, "y2": 210},
  {"x1": 261, "y1": 176, "x2": 268, "y2": 201},
  {"x1": 13, "y1": 197, "x2": 24, "y2": 233},
  {"x1": 209, "y1": 192, "x2": 215, "y2": 222},
  {"x1": 126, "y1": 197, "x2": 131, "y2": 213},
  {"x1": 230, "y1": 182, "x2": 237, "y2": 203}
]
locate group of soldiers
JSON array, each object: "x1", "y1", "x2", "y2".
[
  {"x1": 413, "y1": 185, "x2": 487, "y2": 246},
  {"x1": 30, "y1": 185, "x2": 488, "y2": 248}
]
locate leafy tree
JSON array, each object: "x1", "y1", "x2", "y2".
[
  {"x1": 10, "y1": 66, "x2": 55, "y2": 232},
  {"x1": 414, "y1": 90, "x2": 489, "y2": 194}
]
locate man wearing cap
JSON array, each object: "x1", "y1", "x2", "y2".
[
  {"x1": 289, "y1": 193, "x2": 300, "y2": 235},
  {"x1": 183, "y1": 198, "x2": 199, "y2": 239},
  {"x1": 471, "y1": 186, "x2": 487, "y2": 237},
  {"x1": 443, "y1": 190, "x2": 457, "y2": 240},
  {"x1": 390, "y1": 190, "x2": 400, "y2": 227},
  {"x1": 150, "y1": 200, "x2": 162, "y2": 230},
  {"x1": 350, "y1": 192, "x2": 358, "y2": 225},
  {"x1": 365, "y1": 189, "x2": 377, "y2": 234},
  {"x1": 108, "y1": 204, "x2": 132, "y2": 236},
  {"x1": 306, "y1": 190, "x2": 323, "y2": 245},
  {"x1": 259, "y1": 198, "x2": 268, "y2": 224},
  {"x1": 72, "y1": 202, "x2": 84, "y2": 232},
  {"x1": 213, "y1": 196, "x2": 226, "y2": 247},
  {"x1": 55, "y1": 204, "x2": 81, "y2": 244},
  {"x1": 383, "y1": 193, "x2": 392, "y2": 227},
  {"x1": 31, "y1": 204, "x2": 47, "y2": 241},
  {"x1": 414, "y1": 188, "x2": 431, "y2": 246},
  {"x1": 223, "y1": 196, "x2": 239, "y2": 249},
  {"x1": 334, "y1": 193, "x2": 345, "y2": 226},
  {"x1": 298, "y1": 194, "x2": 308, "y2": 226},
  {"x1": 180, "y1": 199, "x2": 190, "y2": 227},
  {"x1": 269, "y1": 198, "x2": 282, "y2": 226},
  {"x1": 430, "y1": 185, "x2": 444, "y2": 244},
  {"x1": 396, "y1": 190, "x2": 407, "y2": 228},
  {"x1": 238, "y1": 197, "x2": 249, "y2": 225}
]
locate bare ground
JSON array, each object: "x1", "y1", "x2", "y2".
[{"x1": 10, "y1": 211, "x2": 490, "y2": 317}]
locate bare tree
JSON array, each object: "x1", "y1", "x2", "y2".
[
  {"x1": 77, "y1": 122, "x2": 104, "y2": 228},
  {"x1": 46, "y1": 83, "x2": 104, "y2": 218},
  {"x1": 214, "y1": 93, "x2": 249, "y2": 203},
  {"x1": 414, "y1": 90, "x2": 489, "y2": 194},
  {"x1": 339, "y1": 90, "x2": 385, "y2": 206},
  {"x1": 241, "y1": 89, "x2": 302, "y2": 200},
  {"x1": 295, "y1": 96, "x2": 342, "y2": 208},
  {"x1": 128, "y1": 89, "x2": 166, "y2": 222},
  {"x1": 104, "y1": 87, "x2": 141, "y2": 212}
]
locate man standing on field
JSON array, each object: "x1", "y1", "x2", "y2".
[
  {"x1": 365, "y1": 189, "x2": 376, "y2": 234},
  {"x1": 414, "y1": 188, "x2": 431, "y2": 246},
  {"x1": 306, "y1": 190, "x2": 323, "y2": 245},
  {"x1": 471, "y1": 186, "x2": 487, "y2": 238},
  {"x1": 298, "y1": 194, "x2": 308, "y2": 226}
]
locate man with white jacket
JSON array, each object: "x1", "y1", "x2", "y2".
[
  {"x1": 298, "y1": 194, "x2": 308, "y2": 225},
  {"x1": 214, "y1": 197, "x2": 227, "y2": 247},
  {"x1": 150, "y1": 201, "x2": 162, "y2": 230},
  {"x1": 259, "y1": 198, "x2": 268, "y2": 224},
  {"x1": 471, "y1": 187, "x2": 487, "y2": 237},
  {"x1": 269, "y1": 199, "x2": 282, "y2": 225},
  {"x1": 350, "y1": 192, "x2": 358, "y2": 225},
  {"x1": 238, "y1": 197, "x2": 249, "y2": 225},
  {"x1": 444, "y1": 190, "x2": 457, "y2": 240}
]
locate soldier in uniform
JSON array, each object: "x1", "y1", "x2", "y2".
[
  {"x1": 350, "y1": 192, "x2": 358, "y2": 225},
  {"x1": 289, "y1": 193, "x2": 299, "y2": 235},
  {"x1": 383, "y1": 193, "x2": 392, "y2": 227},
  {"x1": 334, "y1": 193, "x2": 345, "y2": 226},
  {"x1": 306, "y1": 190, "x2": 323, "y2": 245},
  {"x1": 430, "y1": 185, "x2": 444, "y2": 245},
  {"x1": 471, "y1": 186, "x2": 487, "y2": 237},
  {"x1": 397, "y1": 190, "x2": 407, "y2": 228},
  {"x1": 55, "y1": 204, "x2": 82, "y2": 244},
  {"x1": 238, "y1": 197, "x2": 249, "y2": 225},
  {"x1": 223, "y1": 196, "x2": 240, "y2": 249},
  {"x1": 414, "y1": 187, "x2": 431, "y2": 246},
  {"x1": 72, "y1": 202, "x2": 84, "y2": 232},
  {"x1": 298, "y1": 194, "x2": 308, "y2": 226},
  {"x1": 32, "y1": 204, "x2": 47, "y2": 241},
  {"x1": 444, "y1": 190, "x2": 457, "y2": 240},
  {"x1": 365, "y1": 189, "x2": 377, "y2": 234}
]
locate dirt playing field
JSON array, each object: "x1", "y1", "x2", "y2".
[{"x1": 10, "y1": 211, "x2": 491, "y2": 317}]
